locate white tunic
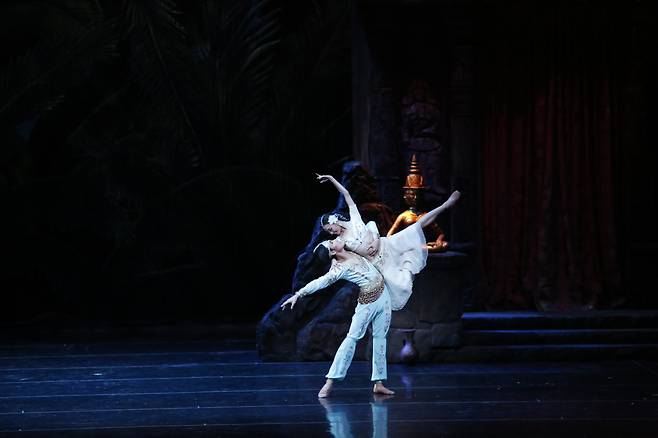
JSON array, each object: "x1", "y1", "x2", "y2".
[{"x1": 296, "y1": 255, "x2": 383, "y2": 297}]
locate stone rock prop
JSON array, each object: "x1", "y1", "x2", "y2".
[{"x1": 386, "y1": 251, "x2": 469, "y2": 363}]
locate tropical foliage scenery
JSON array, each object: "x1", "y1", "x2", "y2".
[{"x1": 1, "y1": 0, "x2": 352, "y2": 324}]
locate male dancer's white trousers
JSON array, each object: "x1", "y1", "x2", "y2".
[{"x1": 325, "y1": 289, "x2": 392, "y2": 382}]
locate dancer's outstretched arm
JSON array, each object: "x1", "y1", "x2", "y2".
[
  {"x1": 316, "y1": 174, "x2": 356, "y2": 207},
  {"x1": 417, "y1": 191, "x2": 461, "y2": 228},
  {"x1": 280, "y1": 262, "x2": 343, "y2": 310},
  {"x1": 316, "y1": 174, "x2": 363, "y2": 224}
]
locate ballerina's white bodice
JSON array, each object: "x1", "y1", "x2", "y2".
[{"x1": 335, "y1": 203, "x2": 380, "y2": 256}]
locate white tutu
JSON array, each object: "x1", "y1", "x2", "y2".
[{"x1": 373, "y1": 222, "x2": 428, "y2": 311}]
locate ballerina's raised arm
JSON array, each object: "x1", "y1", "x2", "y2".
[{"x1": 316, "y1": 173, "x2": 364, "y2": 226}]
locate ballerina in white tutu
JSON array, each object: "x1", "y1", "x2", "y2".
[{"x1": 316, "y1": 173, "x2": 460, "y2": 311}]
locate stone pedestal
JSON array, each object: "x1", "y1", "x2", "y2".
[{"x1": 386, "y1": 251, "x2": 468, "y2": 363}]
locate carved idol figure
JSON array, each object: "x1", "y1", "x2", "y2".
[
  {"x1": 401, "y1": 80, "x2": 446, "y2": 200},
  {"x1": 387, "y1": 155, "x2": 449, "y2": 252}
]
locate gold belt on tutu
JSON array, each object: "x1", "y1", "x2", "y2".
[{"x1": 358, "y1": 278, "x2": 384, "y2": 304}]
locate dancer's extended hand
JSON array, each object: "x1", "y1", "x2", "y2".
[
  {"x1": 280, "y1": 294, "x2": 299, "y2": 310},
  {"x1": 315, "y1": 173, "x2": 336, "y2": 184}
]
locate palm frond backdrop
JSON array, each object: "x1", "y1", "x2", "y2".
[{"x1": 0, "y1": 0, "x2": 352, "y2": 323}]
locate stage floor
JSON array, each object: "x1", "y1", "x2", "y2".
[{"x1": 1, "y1": 337, "x2": 658, "y2": 437}]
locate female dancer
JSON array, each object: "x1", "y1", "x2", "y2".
[
  {"x1": 317, "y1": 174, "x2": 461, "y2": 310},
  {"x1": 281, "y1": 239, "x2": 395, "y2": 398}
]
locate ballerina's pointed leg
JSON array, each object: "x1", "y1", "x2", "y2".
[{"x1": 418, "y1": 190, "x2": 461, "y2": 228}]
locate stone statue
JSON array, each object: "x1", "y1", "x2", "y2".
[
  {"x1": 401, "y1": 79, "x2": 446, "y2": 203},
  {"x1": 387, "y1": 155, "x2": 449, "y2": 252}
]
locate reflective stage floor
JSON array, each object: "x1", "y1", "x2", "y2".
[{"x1": 1, "y1": 337, "x2": 657, "y2": 437}]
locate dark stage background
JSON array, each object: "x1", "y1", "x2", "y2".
[
  {"x1": 1, "y1": 0, "x2": 658, "y2": 330},
  {"x1": 1, "y1": 0, "x2": 353, "y2": 327}
]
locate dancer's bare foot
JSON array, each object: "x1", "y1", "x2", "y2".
[
  {"x1": 445, "y1": 190, "x2": 461, "y2": 207},
  {"x1": 372, "y1": 393, "x2": 395, "y2": 403},
  {"x1": 418, "y1": 190, "x2": 461, "y2": 228},
  {"x1": 318, "y1": 379, "x2": 334, "y2": 398},
  {"x1": 317, "y1": 397, "x2": 332, "y2": 410},
  {"x1": 373, "y1": 381, "x2": 395, "y2": 395}
]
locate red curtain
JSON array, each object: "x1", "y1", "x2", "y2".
[{"x1": 481, "y1": 4, "x2": 624, "y2": 310}]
